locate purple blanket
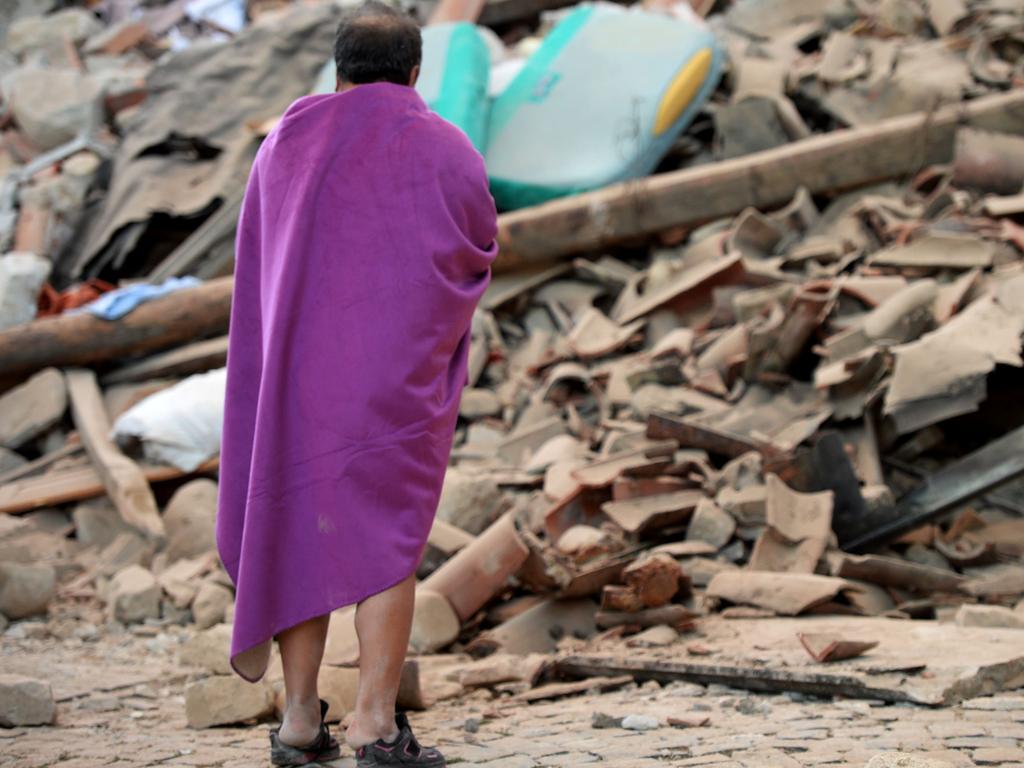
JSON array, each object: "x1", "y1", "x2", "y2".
[{"x1": 216, "y1": 83, "x2": 498, "y2": 681}]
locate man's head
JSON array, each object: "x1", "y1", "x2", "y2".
[{"x1": 334, "y1": 1, "x2": 422, "y2": 91}]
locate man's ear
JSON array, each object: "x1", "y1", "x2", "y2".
[
  {"x1": 335, "y1": 73, "x2": 343, "y2": 93},
  {"x1": 409, "y1": 64, "x2": 421, "y2": 88}
]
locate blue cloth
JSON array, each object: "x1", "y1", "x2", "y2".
[{"x1": 79, "y1": 277, "x2": 202, "y2": 320}]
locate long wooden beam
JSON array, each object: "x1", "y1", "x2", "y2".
[
  {"x1": 421, "y1": 0, "x2": 576, "y2": 25},
  {"x1": 0, "y1": 457, "x2": 219, "y2": 515},
  {"x1": 0, "y1": 277, "x2": 232, "y2": 380},
  {"x1": 495, "y1": 91, "x2": 1024, "y2": 270},
  {"x1": 66, "y1": 368, "x2": 165, "y2": 542}
]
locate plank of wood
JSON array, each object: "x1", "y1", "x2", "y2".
[
  {"x1": 420, "y1": 0, "x2": 577, "y2": 25},
  {"x1": 65, "y1": 368, "x2": 164, "y2": 541},
  {"x1": 423, "y1": 0, "x2": 484, "y2": 23},
  {"x1": 0, "y1": 443, "x2": 82, "y2": 487},
  {"x1": 842, "y1": 424, "x2": 1024, "y2": 551},
  {"x1": 495, "y1": 91, "x2": 1024, "y2": 269},
  {"x1": 0, "y1": 278, "x2": 232, "y2": 380},
  {"x1": 0, "y1": 457, "x2": 219, "y2": 514},
  {"x1": 101, "y1": 336, "x2": 229, "y2": 386}
]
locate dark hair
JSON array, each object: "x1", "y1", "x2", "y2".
[{"x1": 334, "y1": 1, "x2": 422, "y2": 86}]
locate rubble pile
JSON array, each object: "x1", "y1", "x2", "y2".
[{"x1": 1, "y1": 0, "x2": 1024, "y2": 734}]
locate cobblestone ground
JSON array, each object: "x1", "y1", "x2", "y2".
[{"x1": 3, "y1": 627, "x2": 1024, "y2": 768}]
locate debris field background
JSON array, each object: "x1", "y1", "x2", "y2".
[{"x1": 1, "y1": 0, "x2": 1024, "y2": 766}]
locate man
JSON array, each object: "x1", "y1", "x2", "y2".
[{"x1": 215, "y1": 3, "x2": 498, "y2": 766}]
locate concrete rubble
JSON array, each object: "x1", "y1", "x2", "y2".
[
  {"x1": 0, "y1": 673, "x2": 56, "y2": 727},
  {"x1": 0, "y1": 2, "x2": 1023, "y2": 767}
]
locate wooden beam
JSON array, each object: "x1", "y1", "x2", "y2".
[
  {"x1": 0, "y1": 457, "x2": 219, "y2": 515},
  {"x1": 0, "y1": 277, "x2": 232, "y2": 380},
  {"x1": 842, "y1": 424, "x2": 1024, "y2": 552},
  {"x1": 555, "y1": 655, "x2": 920, "y2": 704},
  {"x1": 66, "y1": 368, "x2": 165, "y2": 542},
  {"x1": 424, "y1": 0, "x2": 485, "y2": 24},
  {"x1": 101, "y1": 336, "x2": 228, "y2": 386},
  {"x1": 419, "y1": 0, "x2": 577, "y2": 26},
  {"x1": 494, "y1": 91, "x2": 1024, "y2": 270},
  {"x1": 0, "y1": 444, "x2": 83, "y2": 487}
]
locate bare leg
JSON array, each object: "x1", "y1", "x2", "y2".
[
  {"x1": 345, "y1": 574, "x2": 416, "y2": 749},
  {"x1": 277, "y1": 614, "x2": 330, "y2": 746}
]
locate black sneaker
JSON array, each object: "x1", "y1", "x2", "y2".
[
  {"x1": 355, "y1": 713, "x2": 446, "y2": 767},
  {"x1": 269, "y1": 699, "x2": 342, "y2": 766}
]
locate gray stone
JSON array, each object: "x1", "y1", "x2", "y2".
[
  {"x1": 156, "y1": 554, "x2": 209, "y2": 608},
  {"x1": 191, "y1": 581, "x2": 232, "y2": 630},
  {"x1": 108, "y1": 565, "x2": 160, "y2": 624},
  {"x1": 0, "y1": 674, "x2": 55, "y2": 726},
  {"x1": 460, "y1": 388, "x2": 502, "y2": 419},
  {"x1": 160, "y1": 599, "x2": 191, "y2": 626},
  {"x1": 0, "y1": 446, "x2": 27, "y2": 475},
  {"x1": 6, "y1": 8, "x2": 102, "y2": 55},
  {"x1": 21, "y1": 508, "x2": 69, "y2": 535},
  {"x1": 0, "y1": 521, "x2": 75, "y2": 565},
  {"x1": 0, "y1": 367, "x2": 66, "y2": 449},
  {"x1": 0, "y1": 249, "x2": 48, "y2": 331},
  {"x1": 2, "y1": 66, "x2": 104, "y2": 151},
  {"x1": 184, "y1": 675, "x2": 274, "y2": 729},
  {"x1": 0, "y1": 562, "x2": 55, "y2": 619},
  {"x1": 686, "y1": 498, "x2": 736, "y2": 549},
  {"x1": 621, "y1": 714, "x2": 660, "y2": 731},
  {"x1": 591, "y1": 712, "x2": 623, "y2": 729},
  {"x1": 34, "y1": 427, "x2": 66, "y2": 455},
  {"x1": 865, "y1": 754, "x2": 955, "y2": 768},
  {"x1": 180, "y1": 623, "x2": 233, "y2": 675},
  {"x1": 72, "y1": 497, "x2": 130, "y2": 549},
  {"x1": 0, "y1": 252, "x2": 49, "y2": 332},
  {"x1": 97, "y1": 531, "x2": 154, "y2": 578},
  {"x1": 0, "y1": 516, "x2": 28, "y2": 541},
  {"x1": 436, "y1": 467, "x2": 505, "y2": 535},
  {"x1": 719, "y1": 539, "x2": 747, "y2": 563},
  {"x1": 163, "y1": 479, "x2": 218, "y2": 562},
  {"x1": 955, "y1": 604, "x2": 1024, "y2": 630}
]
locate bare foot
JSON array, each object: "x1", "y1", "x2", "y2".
[
  {"x1": 345, "y1": 715, "x2": 400, "y2": 750},
  {"x1": 277, "y1": 698, "x2": 321, "y2": 747}
]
